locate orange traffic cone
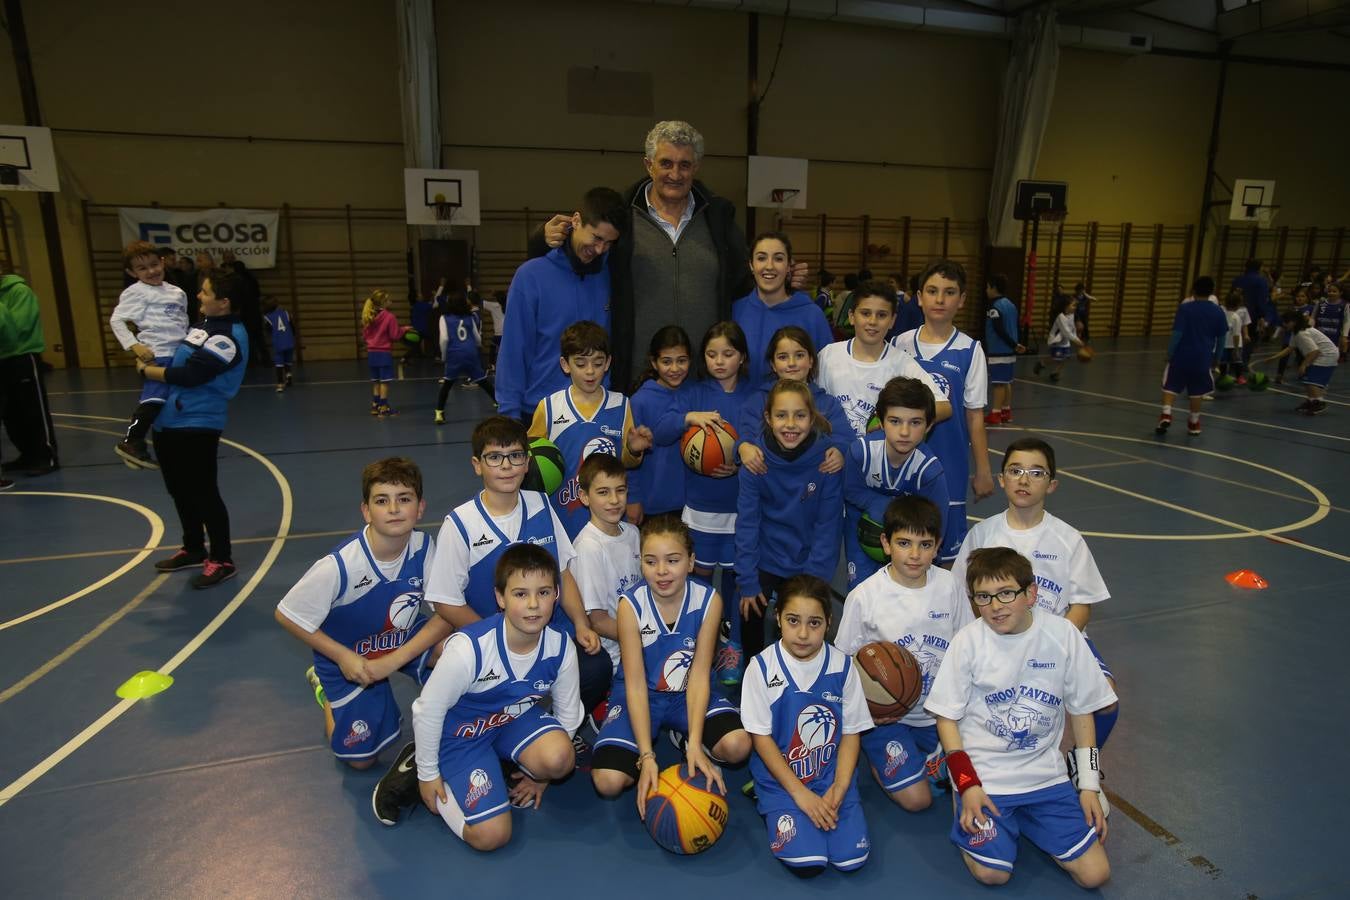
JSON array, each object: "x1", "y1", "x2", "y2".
[{"x1": 1224, "y1": 570, "x2": 1268, "y2": 589}]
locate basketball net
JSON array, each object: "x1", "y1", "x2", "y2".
[{"x1": 433, "y1": 192, "x2": 456, "y2": 239}]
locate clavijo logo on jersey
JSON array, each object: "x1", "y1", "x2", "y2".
[
  {"x1": 785, "y1": 704, "x2": 838, "y2": 783},
  {"x1": 453, "y1": 696, "x2": 540, "y2": 739},
  {"x1": 356, "y1": 593, "x2": 422, "y2": 658}
]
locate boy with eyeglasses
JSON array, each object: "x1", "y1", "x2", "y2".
[
  {"x1": 950, "y1": 438, "x2": 1120, "y2": 793},
  {"x1": 926, "y1": 546, "x2": 1115, "y2": 889}
]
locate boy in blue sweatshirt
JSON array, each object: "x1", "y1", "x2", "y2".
[
  {"x1": 733, "y1": 231, "x2": 834, "y2": 386},
  {"x1": 844, "y1": 377, "x2": 951, "y2": 587},
  {"x1": 1156, "y1": 276, "x2": 1229, "y2": 437},
  {"x1": 496, "y1": 187, "x2": 627, "y2": 421}
]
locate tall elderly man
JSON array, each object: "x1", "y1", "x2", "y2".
[{"x1": 535, "y1": 121, "x2": 803, "y2": 391}]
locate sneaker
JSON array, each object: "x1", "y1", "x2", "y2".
[
  {"x1": 304, "y1": 665, "x2": 326, "y2": 708},
  {"x1": 1236, "y1": 376, "x2": 1247, "y2": 386},
  {"x1": 1066, "y1": 749, "x2": 1110, "y2": 818},
  {"x1": 1000, "y1": 409, "x2": 1012, "y2": 424},
  {"x1": 586, "y1": 698, "x2": 609, "y2": 735},
  {"x1": 1294, "y1": 400, "x2": 1312, "y2": 413},
  {"x1": 434, "y1": 409, "x2": 445, "y2": 425},
  {"x1": 0, "y1": 477, "x2": 12, "y2": 491},
  {"x1": 571, "y1": 733, "x2": 592, "y2": 770},
  {"x1": 1187, "y1": 420, "x2": 1201, "y2": 436},
  {"x1": 114, "y1": 440, "x2": 158, "y2": 469},
  {"x1": 370, "y1": 401, "x2": 381, "y2": 416},
  {"x1": 741, "y1": 779, "x2": 758, "y2": 803},
  {"x1": 1155, "y1": 414, "x2": 1171, "y2": 435},
  {"x1": 925, "y1": 748, "x2": 949, "y2": 792},
  {"x1": 275, "y1": 383, "x2": 284, "y2": 393},
  {"x1": 715, "y1": 641, "x2": 742, "y2": 687},
  {"x1": 285, "y1": 372, "x2": 293, "y2": 386},
  {"x1": 154, "y1": 548, "x2": 207, "y2": 571},
  {"x1": 372, "y1": 741, "x2": 419, "y2": 826},
  {"x1": 669, "y1": 730, "x2": 689, "y2": 755},
  {"x1": 379, "y1": 405, "x2": 399, "y2": 417},
  {"x1": 984, "y1": 412, "x2": 1000, "y2": 426},
  {"x1": 190, "y1": 559, "x2": 237, "y2": 589},
  {"x1": 1306, "y1": 400, "x2": 1327, "y2": 416}
]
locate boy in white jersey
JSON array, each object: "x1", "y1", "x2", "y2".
[
  {"x1": 951, "y1": 437, "x2": 1120, "y2": 763},
  {"x1": 411, "y1": 543, "x2": 583, "y2": 851},
  {"x1": 816, "y1": 279, "x2": 950, "y2": 437},
  {"x1": 109, "y1": 240, "x2": 189, "y2": 469},
  {"x1": 927, "y1": 547, "x2": 1115, "y2": 889},
  {"x1": 273, "y1": 458, "x2": 450, "y2": 819},
  {"x1": 572, "y1": 453, "x2": 642, "y2": 676},
  {"x1": 836, "y1": 496, "x2": 971, "y2": 812}
]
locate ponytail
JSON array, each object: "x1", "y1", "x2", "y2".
[{"x1": 361, "y1": 289, "x2": 389, "y2": 328}]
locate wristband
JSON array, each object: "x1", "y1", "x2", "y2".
[
  {"x1": 638, "y1": 750, "x2": 656, "y2": 766},
  {"x1": 946, "y1": 750, "x2": 982, "y2": 794},
  {"x1": 1070, "y1": 746, "x2": 1101, "y2": 793}
]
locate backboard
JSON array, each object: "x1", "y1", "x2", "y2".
[
  {"x1": 0, "y1": 125, "x2": 59, "y2": 192},
  {"x1": 404, "y1": 168, "x2": 481, "y2": 226},
  {"x1": 747, "y1": 156, "x2": 808, "y2": 210},
  {"x1": 1013, "y1": 180, "x2": 1067, "y2": 220},
  {"x1": 1229, "y1": 178, "x2": 1276, "y2": 226}
]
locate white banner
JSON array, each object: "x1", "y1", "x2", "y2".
[{"x1": 118, "y1": 207, "x2": 280, "y2": 269}]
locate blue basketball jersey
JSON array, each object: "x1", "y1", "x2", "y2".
[
  {"x1": 446, "y1": 490, "x2": 571, "y2": 634},
  {"x1": 316, "y1": 528, "x2": 430, "y2": 677},
  {"x1": 617, "y1": 579, "x2": 716, "y2": 694},
  {"x1": 1315, "y1": 300, "x2": 1347, "y2": 345},
  {"x1": 843, "y1": 433, "x2": 952, "y2": 582},
  {"x1": 749, "y1": 643, "x2": 860, "y2": 810},
  {"x1": 544, "y1": 387, "x2": 631, "y2": 537},
  {"x1": 263, "y1": 307, "x2": 295, "y2": 352},
  {"x1": 442, "y1": 312, "x2": 481, "y2": 363},
  {"x1": 437, "y1": 614, "x2": 571, "y2": 762}
]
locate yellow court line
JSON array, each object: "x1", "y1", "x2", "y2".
[
  {"x1": 0, "y1": 417, "x2": 294, "y2": 809},
  {"x1": 991, "y1": 429, "x2": 1344, "y2": 561},
  {"x1": 0, "y1": 575, "x2": 169, "y2": 705},
  {"x1": 0, "y1": 493, "x2": 165, "y2": 632},
  {"x1": 1021, "y1": 379, "x2": 1350, "y2": 443}
]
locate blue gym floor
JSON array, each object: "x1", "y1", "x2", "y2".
[{"x1": 1, "y1": 338, "x2": 1344, "y2": 899}]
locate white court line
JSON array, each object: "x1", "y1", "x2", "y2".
[
  {"x1": 0, "y1": 493, "x2": 165, "y2": 631},
  {"x1": 1021, "y1": 379, "x2": 1350, "y2": 443},
  {"x1": 1267, "y1": 386, "x2": 1350, "y2": 407},
  {"x1": 0, "y1": 415, "x2": 294, "y2": 809},
  {"x1": 46, "y1": 375, "x2": 443, "y2": 397}
]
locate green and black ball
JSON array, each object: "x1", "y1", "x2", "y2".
[
  {"x1": 858, "y1": 513, "x2": 887, "y2": 563},
  {"x1": 521, "y1": 438, "x2": 565, "y2": 495}
]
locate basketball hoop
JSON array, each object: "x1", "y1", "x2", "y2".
[
  {"x1": 1037, "y1": 209, "x2": 1066, "y2": 234},
  {"x1": 433, "y1": 192, "x2": 456, "y2": 238},
  {"x1": 770, "y1": 188, "x2": 800, "y2": 204}
]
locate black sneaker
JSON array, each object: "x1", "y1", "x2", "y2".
[
  {"x1": 572, "y1": 733, "x2": 592, "y2": 770},
  {"x1": 0, "y1": 477, "x2": 13, "y2": 491},
  {"x1": 154, "y1": 549, "x2": 207, "y2": 571},
  {"x1": 669, "y1": 730, "x2": 689, "y2": 755},
  {"x1": 372, "y1": 741, "x2": 419, "y2": 826},
  {"x1": 115, "y1": 440, "x2": 158, "y2": 470},
  {"x1": 190, "y1": 560, "x2": 237, "y2": 588},
  {"x1": 1308, "y1": 400, "x2": 1328, "y2": 416}
]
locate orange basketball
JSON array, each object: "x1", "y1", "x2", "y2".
[
  {"x1": 1077, "y1": 345, "x2": 1094, "y2": 362},
  {"x1": 680, "y1": 421, "x2": 738, "y2": 477},
  {"x1": 854, "y1": 641, "x2": 923, "y2": 722}
]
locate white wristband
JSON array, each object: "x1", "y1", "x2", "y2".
[{"x1": 1072, "y1": 747, "x2": 1101, "y2": 793}]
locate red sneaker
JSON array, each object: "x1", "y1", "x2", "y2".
[
  {"x1": 1000, "y1": 409, "x2": 1012, "y2": 424},
  {"x1": 984, "y1": 412, "x2": 1000, "y2": 426}
]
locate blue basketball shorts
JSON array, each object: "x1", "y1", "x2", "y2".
[
  {"x1": 987, "y1": 362, "x2": 1015, "y2": 385},
  {"x1": 593, "y1": 686, "x2": 739, "y2": 753},
  {"x1": 690, "y1": 527, "x2": 735, "y2": 570},
  {"x1": 1302, "y1": 364, "x2": 1335, "y2": 388},
  {"x1": 1161, "y1": 363, "x2": 1213, "y2": 397},
  {"x1": 442, "y1": 354, "x2": 486, "y2": 383},
  {"x1": 860, "y1": 721, "x2": 940, "y2": 792},
  {"x1": 950, "y1": 780, "x2": 1098, "y2": 872},
  {"x1": 139, "y1": 356, "x2": 175, "y2": 404},
  {"x1": 367, "y1": 350, "x2": 394, "y2": 383},
  {"x1": 318, "y1": 630, "x2": 432, "y2": 761},
  {"x1": 1084, "y1": 636, "x2": 1113, "y2": 681},
  {"x1": 1049, "y1": 346, "x2": 1071, "y2": 360},
  {"x1": 765, "y1": 798, "x2": 869, "y2": 872},
  {"x1": 272, "y1": 347, "x2": 294, "y2": 367},
  {"x1": 437, "y1": 705, "x2": 566, "y2": 826}
]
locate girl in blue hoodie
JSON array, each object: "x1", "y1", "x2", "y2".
[
  {"x1": 735, "y1": 379, "x2": 844, "y2": 664},
  {"x1": 734, "y1": 232, "x2": 835, "y2": 387},
  {"x1": 628, "y1": 326, "x2": 694, "y2": 522}
]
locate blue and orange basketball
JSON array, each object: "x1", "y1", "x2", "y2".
[{"x1": 644, "y1": 764, "x2": 728, "y2": 855}]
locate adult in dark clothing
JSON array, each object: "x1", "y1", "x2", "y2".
[
  {"x1": 1233, "y1": 259, "x2": 1274, "y2": 339},
  {"x1": 221, "y1": 251, "x2": 264, "y2": 366},
  {"x1": 0, "y1": 271, "x2": 59, "y2": 480},
  {"x1": 530, "y1": 121, "x2": 805, "y2": 391}
]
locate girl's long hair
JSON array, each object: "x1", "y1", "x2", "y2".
[
  {"x1": 764, "y1": 378, "x2": 831, "y2": 436},
  {"x1": 361, "y1": 288, "x2": 389, "y2": 328}
]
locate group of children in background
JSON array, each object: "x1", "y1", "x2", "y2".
[{"x1": 273, "y1": 241, "x2": 1120, "y2": 890}]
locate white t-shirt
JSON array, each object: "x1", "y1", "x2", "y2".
[
  {"x1": 276, "y1": 528, "x2": 434, "y2": 632},
  {"x1": 425, "y1": 492, "x2": 576, "y2": 607},
  {"x1": 1047, "y1": 313, "x2": 1078, "y2": 349},
  {"x1": 1294, "y1": 327, "x2": 1340, "y2": 366},
  {"x1": 816, "y1": 340, "x2": 945, "y2": 437},
  {"x1": 480, "y1": 298, "x2": 505, "y2": 335},
  {"x1": 835, "y1": 564, "x2": 974, "y2": 726},
  {"x1": 925, "y1": 612, "x2": 1117, "y2": 796},
  {"x1": 951, "y1": 510, "x2": 1109, "y2": 619},
  {"x1": 570, "y1": 521, "x2": 642, "y2": 671},
  {"x1": 411, "y1": 627, "x2": 581, "y2": 782},
  {"x1": 1224, "y1": 309, "x2": 1244, "y2": 350},
  {"x1": 109, "y1": 281, "x2": 189, "y2": 357},
  {"x1": 740, "y1": 641, "x2": 874, "y2": 736}
]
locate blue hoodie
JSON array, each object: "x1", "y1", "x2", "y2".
[
  {"x1": 156, "y1": 316, "x2": 249, "y2": 433},
  {"x1": 496, "y1": 246, "x2": 611, "y2": 419},
  {"x1": 628, "y1": 377, "x2": 692, "y2": 515},
  {"x1": 735, "y1": 433, "x2": 843, "y2": 597},
  {"x1": 733, "y1": 289, "x2": 835, "y2": 387},
  {"x1": 682, "y1": 377, "x2": 758, "y2": 514},
  {"x1": 737, "y1": 381, "x2": 853, "y2": 460}
]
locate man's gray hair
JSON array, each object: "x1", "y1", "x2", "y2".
[{"x1": 644, "y1": 121, "x2": 704, "y2": 164}]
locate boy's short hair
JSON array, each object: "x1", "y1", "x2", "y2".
[
  {"x1": 494, "y1": 542, "x2": 560, "y2": 594},
  {"x1": 920, "y1": 259, "x2": 967, "y2": 294},
  {"x1": 1002, "y1": 436, "x2": 1056, "y2": 478},
  {"x1": 123, "y1": 240, "x2": 160, "y2": 270},
  {"x1": 472, "y1": 415, "x2": 529, "y2": 457},
  {"x1": 882, "y1": 494, "x2": 942, "y2": 541},
  {"x1": 579, "y1": 452, "x2": 626, "y2": 490},
  {"x1": 875, "y1": 376, "x2": 936, "y2": 425},
  {"x1": 579, "y1": 187, "x2": 626, "y2": 233},
  {"x1": 1192, "y1": 276, "x2": 1215, "y2": 297},
  {"x1": 361, "y1": 457, "x2": 424, "y2": 501},
  {"x1": 853, "y1": 280, "x2": 898, "y2": 312},
  {"x1": 964, "y1": 546, "x2": 1033, "y2": 595},
  {"x1": 561, "y1": 320, "x2": 609, "y2": 359},
  {"x1": 987, "y1": 274, "x2": 1008, "y2": 295},
  {"x1": 204, "y1": 267, "x2": 240, "y2": 307}
]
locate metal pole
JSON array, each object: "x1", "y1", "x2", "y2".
[
  {"x1": 1192, "y1": 46, "x2": 1231, "y2": 283},
  {"x1": 745, "y1": 12, "x2": 760, "y2": 246}
]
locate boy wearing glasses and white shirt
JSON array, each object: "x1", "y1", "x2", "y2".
[{"x1": 950, "y1": 438, "x2": 1120, "y2": 784}]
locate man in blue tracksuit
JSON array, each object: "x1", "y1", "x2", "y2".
[
  {"x1": 137, "y1": 267, "x2": 250, "y2": 589},
  {"x1": 495, "y1": 187, "x2": 627, "y2": 422}
]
